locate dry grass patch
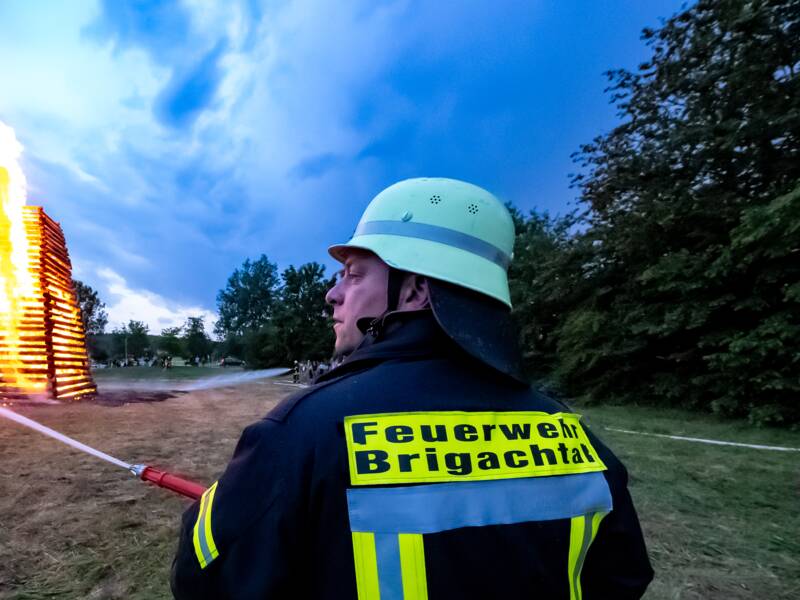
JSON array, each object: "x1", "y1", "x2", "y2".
[{"x1": 1, "y1": 376, "x2": 797, "y2": 599}]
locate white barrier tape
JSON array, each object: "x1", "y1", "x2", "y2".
[{"x1": 605, "y1": 427, "x2": 800, "y2": 452}]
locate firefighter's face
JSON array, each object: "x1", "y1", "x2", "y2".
[{"x1": 326, "y1": 249, "x2": 389, "y2": 356}]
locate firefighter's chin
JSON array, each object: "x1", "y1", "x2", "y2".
[{"x1": 332, "y1": 320, "x2": 363, "y2": 360}]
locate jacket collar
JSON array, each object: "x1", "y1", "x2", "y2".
[{"x1": 316, "y1": 310, "x2": 451, "y2": 383}]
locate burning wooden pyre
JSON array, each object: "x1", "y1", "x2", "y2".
[{"x1": 0, "y1": 123, "x2": 96, "y2": 401}]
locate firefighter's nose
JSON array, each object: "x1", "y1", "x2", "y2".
[{"x1": 326, "y1": 280, "x2": 343, "y2": 306}]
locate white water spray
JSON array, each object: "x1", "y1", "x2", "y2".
[
  {"x1": 180, "y1": 368, "x2": 291, "y2": 391},
  {"x1": 0, "y1": 406, "x2": 131, "y2": 470},
  {"x1": 0, "y1": 369, "x2": 292, "y2": 473},
  {"x1": 97, "y1": 368, "x2": 292, "y2": 392}
]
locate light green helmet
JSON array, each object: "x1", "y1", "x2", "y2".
[{"x1": 328, "y1": 177, "x2": 515, "y2": 307}]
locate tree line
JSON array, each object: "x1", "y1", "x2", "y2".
[
  {"x1": 214, "y1": 258, "x2": 334, "y2": 367},
  {"x1": 74, "y1": 257, "x2": 333, "y2": 369},
  {"x1": 508, "y1": 0, "x2": 799, "y2": 426},
  {"x1": 74, "y1": 279, "x2": 215, "y2": 364}
]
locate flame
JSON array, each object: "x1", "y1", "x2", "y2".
[
  {"x1": 0, "y1": 122, "x2": 95, "y2": 400},
  {"x1": 0, "y1": 123, "x2": 42, "y2": 392}
]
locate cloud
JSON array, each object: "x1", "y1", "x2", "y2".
[
  {"x1": 98, "y1": 267, "x2": 217, "y2": 335},
  {"x1": 82, "y1": 0, "x2": 192, "y2": 60},
  {"x1": 154, "y1": 40, "x2": 228, "y2": 129},
  {"x1": 0, "y1": 0, "x2": 686, "y2": 330},
  {"x1": 290, "y1": 153, "x2": 343, "y2": 180}
]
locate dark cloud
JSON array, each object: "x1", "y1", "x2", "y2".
[
  {"x1": 5, "y1": 0, "x2": 690, "y2": 324},
  {"x1": 82, "y1": 0, "x2": 191, "y2": 59},
  {"x1": 153, "y1": 41, "x2": 228, "y2": 129},
  {"x1": 347, "y1": 1, "x2": 681, "y2": 213},
  {"x1": 290, "y1": 153, "x2": 343, "y2": 180}
]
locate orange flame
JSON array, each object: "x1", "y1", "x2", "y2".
[
  {"x1": 0, "y1": 122, "x2": 95, "y2": 400},
  {"x1": 0, "y1": 123, "x2": 44, "y2": 393}
]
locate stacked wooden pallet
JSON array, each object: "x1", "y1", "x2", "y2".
[{"x1": 0, "y1": 206, "x2": 95, "y2": 400}]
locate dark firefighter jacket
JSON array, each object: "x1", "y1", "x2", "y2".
[{"x1": 172, "y1": 311, "x2": 653, "y2": 599}]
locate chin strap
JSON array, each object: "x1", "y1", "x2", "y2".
[
  {"x1": 363, "y1": 268, "x2": 408, "y2": 338},
  {"x1": 386, "y1": 267, "x2": 407, "y2": 312}
]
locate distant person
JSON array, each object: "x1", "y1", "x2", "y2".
[
  {"x1": 292, "y1": 360, "x2": 299, "y2": 384},
  {"x1": 172, "y1": 178, "x2": 652, "y2": 598}
]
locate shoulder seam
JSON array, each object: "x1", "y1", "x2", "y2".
[{"x1": 264, "y1": 369, "x2": 366, "y2": 422}]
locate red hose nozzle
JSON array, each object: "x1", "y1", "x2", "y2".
[{"x1": 131, "y1": 464, "x2": 207, "y2": 500}]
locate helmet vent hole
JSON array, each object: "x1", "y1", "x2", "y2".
[
  {"x1": 467, "y1": 203, "x2": 479, "y2": 214},
  {"x1": 430, "y1": 195, "x2": 442, "y2": 205}
]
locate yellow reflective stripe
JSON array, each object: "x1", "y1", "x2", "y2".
[
  {"x1": 352, "y1": 532, "x2": 380, "y2": 600},
  {"x1": 567, "y1": 514, "x2": 586, "y2": 600},
  {"x1": 399, "y1": 533, "x2": 428, "y2": 600},
  {"x1": 192, "y1": 481, "x2": 220, "y2": 569},
  {"x1": 192, "y1": 486, "x2": 209, "y2": 567},
  {"x1": 203, "y1": 482, "x2": 219, "y2": 558},
  {"x1": 567, "y1": 512, "x2": 607, "y2": 600},
  {"x1": 590, "y1": 511, "x2": 606, "y2": 543}
]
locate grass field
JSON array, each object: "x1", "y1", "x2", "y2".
[{"x1": 0, "y1": 372, "x2": 797, "y2": 599}]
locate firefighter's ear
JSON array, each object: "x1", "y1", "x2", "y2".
[{"x1": 398, "y1": 275, "x2": 430, "y2": 311}]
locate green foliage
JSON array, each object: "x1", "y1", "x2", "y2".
[
  {"x1": 159, "y1": 326, "x2": 183, "y2": 356},
  {"x1": 699, "y1": 184, "x2": 800, "y2": 425},
  {"x1": 272, "y1": 262, "x2": 335, "y2": 363},
  {"x1": 183, "y1": 316, "x2": 213, "y2": 361},
  {"x1": 73, "y1": 279, "x2": 108, "y2": 360},
  {"x1": 215, "y1": 255, "x2": 280, "y2": 338},
  {"x1": 73, "y1": 279, "x2": 108, "y2": 335},
  {"x1": 241, "y1": 323, "x2": 284, "y2": 368},
  {"x1": 111, "y1": 320, "x2": 151, "y2": 359},
  {"x1": 507, "y1": 207, "x2": 587, "y2": 376},
  {"x1": 215, "y1": 258, "x2": 334, "y2": 368},
  {"x1": 508, "y1": 0, "x2": 800, "y2": 426}
]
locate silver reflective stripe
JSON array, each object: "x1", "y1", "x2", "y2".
[{"x1": 354, "y1": 220, "x2": 511, "y2": 269}]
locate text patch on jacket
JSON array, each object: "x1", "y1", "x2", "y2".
[{"x1": 344, "y1": 411, "x2": 606, "y2": 486}]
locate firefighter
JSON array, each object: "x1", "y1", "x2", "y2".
[{"x1": 172, "y1": 178, "x2": 653, "y2": 599}]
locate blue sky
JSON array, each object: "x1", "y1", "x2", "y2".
[{"x1": 0, "y1": 0, "x2": 686, "y2": 334}]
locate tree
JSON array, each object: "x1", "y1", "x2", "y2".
[
  {"x1": 111, "y1": 320, "x2": 151, "y2": 359},
  {"x1": 72, "y1": 279, "x2": 109, "y2": 361},
  {"x1": 701, "y1": 183, "x2": 800, "y2": 425},
  {"x1": 235, "y1": 262, "x2": 335, "y2": 367},
  {"x1": 560, "y1": 0, "x2": 800, "y2": 424},
  {"x1": 159, "y1": 326, "x2": 184, "y2": 357},
  {"x1": 507, "y1": 207, "x2": 586, "y2": 378},
  {"x1": 273, "y1": 262, "x2": 334, "y2": 362},
  {"x1": 73, "y1": 279, "x2": 108, "y2": 334},
  {"x1": 183, "y1": 316, "x2": 213, "y2": 362},
  {"x1": 215, "y1": 255, "x2": 280, "y2": 338},
  {"x1": 241, "y1": 323, "x2": 284, "y2": 368},
  {"x1": 126, "y1": 320, "x2": 150, "y2": 357}
]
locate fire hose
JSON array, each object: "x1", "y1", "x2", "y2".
[{"x1": 0, "y1": 406, "x2": 207, "y2": 500}]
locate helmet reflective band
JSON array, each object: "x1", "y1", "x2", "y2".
[{"x1": 329, "y1": 178, "x2": 515, "y2": 307}]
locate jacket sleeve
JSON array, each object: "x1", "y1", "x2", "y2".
[
  {"x1": 581, "y1": 433, "x2": 654, "y2": 599},
  {"x1": 171, "y1": 416, "x2": 307, "y2": 600}
]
